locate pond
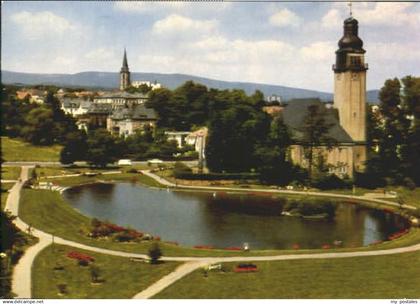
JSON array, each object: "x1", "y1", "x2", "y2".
[{"x1": 63, "y1": 183, "x2": 409, "y2": 250}]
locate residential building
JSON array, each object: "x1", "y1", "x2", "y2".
[{"x1": 107, "y1": 104, "x2": 157, "y2": 137}]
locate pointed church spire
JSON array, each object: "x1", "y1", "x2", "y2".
[
  {"x1": 121, "y1": 48, "x2": 129, "y2": 72},
  {"x1": 122, "y1": 48, "x2": 129, "y2": 70},
  {"x1": 120, "y1": 48, "x2": 131, "y2": 90}
]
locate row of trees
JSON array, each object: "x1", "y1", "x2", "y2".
[
  {"x1": 60, "y1": 128, "x2": 184, "y2": 167},
  {"x1": 365, "y1": 76, "x2": 420, "y2": 187},
  {"x1": 2, "y1": 86, "x2": 77, "y2": 145}
]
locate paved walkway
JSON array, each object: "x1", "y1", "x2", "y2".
[
  {"x1": 6, "y1": 166, "x2": 420, "y2": 299},
  {"x1": 141, "y1": 170, "x2": 416, "y2": 210}
]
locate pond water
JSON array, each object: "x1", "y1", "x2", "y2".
[{"x1": 63, "y1": 182, "x2": 408, "y2": 249}]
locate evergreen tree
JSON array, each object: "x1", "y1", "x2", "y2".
[{"x1": 301, "y1": 104, "x2": 336, "y2": 180}]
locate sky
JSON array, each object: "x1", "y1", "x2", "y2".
[{"x1": 2, "y1": 1, "x2": 420, "y2": 92}]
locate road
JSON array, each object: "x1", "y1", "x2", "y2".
[{"x1": 6, "y1": 166, "x2": 420, "y2": 299}]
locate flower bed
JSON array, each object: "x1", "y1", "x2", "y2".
[
  {"x1": 234, "y1": 263, "x2": 258, "y2": 273},
  {"x1": 225, "y1": 246, "x2": 242, "y2": 251},
  {"x1": 67, "y1": 251, "x2": 95, "y2": 263},
  {"x1": 193, "y1": 245, "x2": 214, "y2": 250},
  {"x1": 388, "y1": 228, "x2": 409, "y2": 240}
]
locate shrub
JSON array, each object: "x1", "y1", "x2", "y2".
[
  {"x1": 148, "y1": 243, "x2": 162, "y2": 264},
  {"x1": 173, "y1": 162, "x2": 192, "y2": 178},
  {"x1": 57, "y1": 283, "x2": 68, "y2": 295},
  {"x1": 90, "y1": 265, "x2": 101, "y2": 283},
  {"x1": 403, "y1": 177, "x2": 416, "y2": 190},
  {"x1": 312, "y1": 173, "x2": 352, "y2": 190}
]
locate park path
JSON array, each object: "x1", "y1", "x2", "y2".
[
  {"x1": 5, "y1": 166, "x2": 420, "y2": 299},
  {"x1": 141, "y1": 170, "x2": 417, "y2": 210}
]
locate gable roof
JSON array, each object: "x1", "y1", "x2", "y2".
[
  {"x1": 110, "y1": 104, "x2": 157, "y2": 121},
  {"x1": 282, "y1": 98, "x2": 354, "y2": 144}
]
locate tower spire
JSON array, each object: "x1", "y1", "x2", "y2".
[
  {"x1": 120, "y1": 48, "x2": 130, "y2": 90},
  {"x1": 122, "y1": 48, "x2": 129, "y2": 70},
  {"x1": 348, "y1": 1, "x2": 353, "y2": 17}
]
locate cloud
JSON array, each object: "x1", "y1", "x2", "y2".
[
  {"x1": 321, "y1": 9, "x2": 343, "y2": 29},
  {"x1": 152, "y1": 14, "x2": 218, "y2": 38},
  {"x1": 356, "y1": 3, "x2": 420, "y2": 27},
  {"x1": 114, "y1": 1, "x2": 231, "y2": 15},
  {"x1": 300, "y1": 41, "x2": 335, "y2": 61},
  {"x1": 269, "y1": 9, "x2": 302, "y2": 28},
  {"x1": 322, "y1": 3, "x2": 420, "y2": 29},
  {"x1": 10, "y1": 11, "x2": 80, "y2": 40}
]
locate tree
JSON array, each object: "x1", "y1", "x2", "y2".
[
  {"x1": 148, "y1": 243, "x2": 162, "y2": 264},
  {"x1": 85, "y1": 129, "x2": 118, "y2": 167},
  {"x1": 60, "y1": 131, "x2": 88, "y2": 164},
  {"x1": 254, "y1": 117, "x2": 292, "y2": 184},
  {"x1": 21, "y1": 107, "x2": 56, "y2": 145},
  {"x1": 301, "y1": 104, "x2": 336, "y2": 180}
]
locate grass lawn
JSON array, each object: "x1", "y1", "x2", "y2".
[
  {"x1": 1, "y1": 167, "x2": 21, "y2": 180},
  {"x1": 156, "y1": 251, "x2": 420, "y2": 299},
  {"x1": 1, "y1": 137, "x2": 61, "y2": 162},
  {"x1": 32, "y1": 244, "x2": 180, "y2": 299},
  {"x1": 43, "y1": 172, "x2": 163, "y2": 188},
  {"x1": 19, "y1": 188, "x2": 420, "y2": 257}
]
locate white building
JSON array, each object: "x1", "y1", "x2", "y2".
[{"x1": 131, "y1": 80, "x2": 162, "y2": 91}]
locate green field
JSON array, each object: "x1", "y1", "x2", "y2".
[
  {"x1": 19, "y1": 187, "x2": 420, "y2": 257},
  {"x1": 32, "y1": 244, "x2": 180, "y2": 299},
  {"x1": 44, "y1": 171, "x2": 163, "y2": 188},
  {"x1": 1, "y1": 137, "x2": 61, "y2": 161},
  {"x1": 156, "y1": 251, "x2": 420, "y2": 299},
  {"x1": 1, "y1": 166, "x2": 21, "y2": 180}
]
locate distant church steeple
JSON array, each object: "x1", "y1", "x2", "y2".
[{"x1": 120, "y1": 48, "x2": 131, "y2": 91}]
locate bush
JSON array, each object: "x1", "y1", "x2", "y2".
[
  {"x1": 148, "y1": 243, "x2": 162, "y2": 264},
  {"x1": 57, "y1": 283, "x2": 68, "y2": 295},
  {"x1": 173, "y1": 162, "x2": 192, "y2": 178},
  {"x1": 403, "y1": 177, "x2": 416, "y2": 190},
  {"x1": 312, "y1": 174, "x2": 352, "y2": 190}
]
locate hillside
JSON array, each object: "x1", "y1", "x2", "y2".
[{"x1": 1, "y1": 70, "x2": 379, "y2": 102}]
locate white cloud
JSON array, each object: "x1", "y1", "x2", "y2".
[
  {"x1": 269, "y1": 9, "x2": 302, "y2": 28},
  {"x1": 300, "y1": 41, "x2": 335, "y2": 61},
  {"x1": 85, "y1": 48, "x2": 116, "y2": 61},
  {"x1": 114, "y1": 1, "x2": 231, "y2": 15},
  {"x1": 152, "y1": 14, "x2": 218, "y2": 37},
  {"x1": 10, "y1": 11, "x2": 79, "y2": 40},
  {"x1": 356, "y1": 3, "x2": 420, "y2": 27},
  {"x1": 322, "y1": 3, "x2": 420, "y2": 29},
  {"x1": 321, "y1": 9, "x2": 343, "y2": 29}
]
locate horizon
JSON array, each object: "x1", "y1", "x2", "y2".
[
  {"x1": 2, "y1": 69, "x2": 383, "y2": 93},
  {"x1": 2, "y1": 2, "x2": 419, "y2": 92}
]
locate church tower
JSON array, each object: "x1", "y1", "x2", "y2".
[
  {"x1": 333, "y1": 16, "x2": 367, "y2": 142},
  {"x1": 120, "y1": 49, "x2": 131, "y2": 91},
  {"x1": 333, "y1": 15, "x2": 368, "y2": 171}
]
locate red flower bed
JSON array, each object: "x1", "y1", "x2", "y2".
[
  {"x1": 105, "y1": 223, "x2": 126, "y2": 232},
  {"x1": 388, "y1": 229, "x2": 409, "y2": 241},
  {"x1": 67, "y1": 251, "x2": 95, "y2": 262},
  {"x1": 193, "y1": 245, "x2": 214, "y2": 249},
  {"x1": 234, "y1": 263, "x2": 258, "y2": 273},
  {"x1": 225, "y1": 247, "x2": 242, "y2": 251},
  {"x1": 322, "y1": 244, "x2": 331, "y2": 249},
  {"x1": 292, "y1": 244, "x2": 300, "y2": 250}
]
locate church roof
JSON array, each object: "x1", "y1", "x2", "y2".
[
  {"x1": 96, "y1": 92, "x2": 148, "y2": 99},
  {"x1": 110, "y1": 104, "x2": 157, "y2": 121},
  {"x1": 282, "y1": 98, "x2": 354, "y2": 144}
]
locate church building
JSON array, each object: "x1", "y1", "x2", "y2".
[{"x1": 285, "y1": 15, "x2": 368, "y2": 178}]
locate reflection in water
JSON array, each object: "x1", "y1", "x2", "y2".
[{"x1": 63, "y1": 183, "x2": 409, "y2": 249}]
